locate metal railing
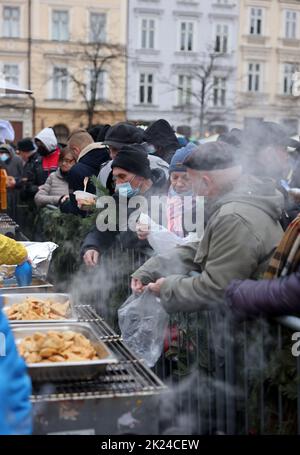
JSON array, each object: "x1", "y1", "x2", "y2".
[
  {"x1": 9, "y1": 201, "x2": 299, "y2": 435},
  {"x1": 79, "y1": 247, "x2": 300, "y2": 435}
]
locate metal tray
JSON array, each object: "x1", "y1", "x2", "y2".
[
  {"x1": 12, "y1": 322, "x2": 118, "y2": 382},
  {"x1": 1, "y1": 293, "x2": 77, "y2": 324},
  {"x1": 0, "y1": 278, "x2": 53, "y2": 294}
]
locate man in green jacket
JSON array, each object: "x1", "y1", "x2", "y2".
[{"x1": 131, "y1": 141, "x2": 284, "y2": 313}]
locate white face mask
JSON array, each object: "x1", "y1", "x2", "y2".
[{"x1": 0, "y1": 153, "x2": 9, "y2": 163}]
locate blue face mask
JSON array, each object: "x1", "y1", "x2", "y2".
[
  {"x1": 116, "y1": 181, "x2": 140, "y2": 198},
  {"x1": 0, "y1": 154, "x2": 9, "y2": 163}
]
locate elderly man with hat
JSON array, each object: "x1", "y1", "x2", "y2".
[
  {"x1": 82, "y1": 144, "x2": 167, "y2": 267},
  {"x1": 131, "y1": 141, "x2": 284, "y2": 313}
]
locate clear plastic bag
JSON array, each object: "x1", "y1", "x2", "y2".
[{"x1": 118, "y1": 290, "x2": 169, "y2": 368}]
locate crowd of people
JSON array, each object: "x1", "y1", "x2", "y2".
[
  {"x1": 1, "y1": 117, "x2": 300, "y2": 434},
  {"x1": 1, "y1": 118, "x2": 300, "y2": 319}
]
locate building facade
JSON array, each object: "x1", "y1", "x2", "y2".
[
  {"x1": 0, "y1": 0, "x2": 127, "y2": 142},
  {"x1": 236, "y1": 0, "x2": 300, "y2": 134},
  {"x1": 126, "y1": 0, "x2": 240, "y2": 137}
]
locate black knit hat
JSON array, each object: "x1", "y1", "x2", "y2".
[
  {"x1": 184, "y1": 142, "x2": 237, "y2": 171},
  {"x1": 111, "y1": 144, "x2": 152, "y2": 179},
  {"x1": 17, "y1": 137, "x2": 36, "y2": 152},
  {"x1": 104, "y1": 123, "x2": 144, "y2": 149}
]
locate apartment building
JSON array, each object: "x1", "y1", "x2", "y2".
[
  {"x1": 0, "y1": 0, "x2": 127, "y2": 142},
  {"x1": 237, "y1": 0, "x2": 300, "y2": 134},
  {"x1": 126, "y1": 0, "x2": 240, "y2": 137}
]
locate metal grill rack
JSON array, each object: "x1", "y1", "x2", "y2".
[{"x1": 31, "y1": 305, "x2": 166, "y2": 403}]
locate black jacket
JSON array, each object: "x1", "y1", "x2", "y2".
[
  {"x1": 60, "y1": 143, "x2": 109, "y2": 216},
  {"x1": 81, "y1": 168, "x2": 167, "y2": 256},
  {"x1": 17, "y1": 152, "x2": 45, "y2": 201}
]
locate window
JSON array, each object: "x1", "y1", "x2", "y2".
[
  {"x1": 247, "y1": 63, "x2": 261, "y2": 92},
  {"x1": 52, "y1": 10, "x2": 69, "y2": 41},
  {"x1": 250, "y1": 8, "x2": 262, "y2": 35},
  {"x1": 285, "y1": 11, "x2": 297, "y2": 39},
  {"x1": 3, "y1": 6, "x2": 20, "y2": 38},
  {"x1": 90, "y1": 12, "x2": 106, "y2": 43},
  {"x1": 283, "y1": 63, "x2": 297, "y2": 95},
  {"x1": 179, "y1": 22, "x2": 194, "y2": 51},
  {"x1": 139, "y1": 73, "x2": 153, "y2": 104},
  {"x1": 88, "y1": 69, "x2": 105, "y2": 101},
  {"x1": 141, "y1": 18, "x2": 155, "y2": 49},
  {"x1": 178, "y1": 75, "x2": 192, "y2": 105},
  {"x1": 215, "y1": 24, "x2": 229, "y2": 53},
  {"x1": 213, "y1": 77, "x2": 226, "y2": 106},
  {"x1": 52, "y1": 67, "x2": 68, "y2": 99},
  {"x1": 3, "y1": 64, "x2": 19, "y2": 87}
]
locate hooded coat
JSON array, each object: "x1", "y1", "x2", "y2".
[
  {"x1": 60, "y1": 142, "x2": 109, "y2": 216},
  {"x1": 34, "y1": 168, "x2": 69, "y2": 208},
  {"x1": 225, "y1": 268, "x2": 300, "y2": 320},
  {"x1": 0, "y1": 144, "x2": 23, "y2": 180},
  {"x1": 81, "y1": 168, "x2": 167, "y2": 255},
  {"x1": 132, "y1": 175, "x2": 284, "y2": 313},
  {"x1": 143, "y1": 119, "x2": 180, "y2": 164},
  {"x1": 35, "y1": 128, "x2": 60, "y2": 180}
]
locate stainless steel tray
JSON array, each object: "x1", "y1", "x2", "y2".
[
  {"x1": 0, "y1": 279, "x2": 53, "y2": 294},
  {"x1": 12, "y1": 322, "x2": 118, "y2": 382},
  {"x1": 1, "y1": 293, "x2": 77, "y2": 324}
]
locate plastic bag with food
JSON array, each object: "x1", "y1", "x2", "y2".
[
  {"x1": 118, "y1": 290, "x2": 169, "y2": 368},
  {"x1": 137, "y1": 213, "x2": 200, "y2": 255}
]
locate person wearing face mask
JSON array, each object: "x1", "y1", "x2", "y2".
[
  {"x1": 34, "y1": 148, "x2": 76, "y2": 209},
  {"x1": 131, "y1": 141, "x2": 284, "y2": 313},
  {"x1": 34, "y1": 127, "x2": 61, "y2": 182},
  {"x1": 81, "y1": 144, "x2": 167, "y2": 267},
  {"x1": 136, "y1": 143, "x2": 198, "y2": 247},
  {"x1": 98, "y1": 122, "x2": 169, "y2": 195}
]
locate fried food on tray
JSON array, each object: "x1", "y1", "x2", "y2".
[
  {"x1": 6, "y1": 298, "x2": 70, "y2": 321},
  {"x1": 19, "y1": 331, "x2": 99, "y2": 364}
]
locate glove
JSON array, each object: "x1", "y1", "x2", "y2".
[
  {"x1": 0, "y1": 308, "x2": 32, "y2": 435},
  {"x1": 15, "y1": 261, "x2": 32, "y2": 287}
]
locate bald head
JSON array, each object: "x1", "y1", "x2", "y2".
[{"x1": 67, "y1": 130, "x2": 94, "y2": 158}]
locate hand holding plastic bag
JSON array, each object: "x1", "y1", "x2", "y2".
[{"x1": 118, "y1": 290, "x2": 169, "y2": 368}]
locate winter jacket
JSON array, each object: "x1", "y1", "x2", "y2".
[
  {"x1": 34, "y1": 168, "x2": 69, "y2": 208},
  {"x1": 0, "y1": 234, "x2": 27, "y2": 265},
  {"x1": 0, "y1": 144, "x2": 23, "y2": 181},
  {"x1": 81, "y1": 168, "x2": 167, "y2": 256},
  {"x1": 17, "y1": 152, "x2": 45, "y2": 201},
  {"x1": 132, "y1": 175, "x2": 284, "y2": 313},
  {"x1": 60, "y1": 142, "x2": 109, "y2": 216},
  {"x1": 226, "y1": 268, "x2": 300, "y2": 319},
  {"x1": 0, "y1": 308, "x2": 32, "y2": 434},
  {"x1": 35, "y1": 128, "x2": 60, "y2": 181}
]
